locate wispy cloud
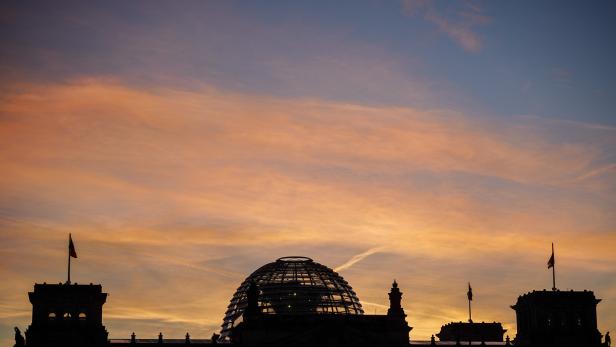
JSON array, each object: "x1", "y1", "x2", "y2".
[
  {"x1": 334, "y1": 247, "x2": 385, "y2": 272},
  {"x1": 401, "y1": 0, "x2": 489, "y2": 52},
  {"x1": 424, "y1": 12, "x2": 482, "y2": 52},
  {"x1": 1, "y1": 80, "x2": 614, "y2": 342},
  {"x1": 359, "y1": 301, "x2": 389, "y2": 315},
  {"x1": 549, "y1": 66, "x2": 573, "y2": 87},
  {"x1": 573, "y1": 163, "x2": 616, "y2": 182}
]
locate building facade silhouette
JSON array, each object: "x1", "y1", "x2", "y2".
[
  {"x1": 24, "y1": 283, "x2": 108, "y2": 347},
  {"x1": 511, "y1": 290, "x2": 603, "y2": 347},
  {"x1": 436, "y1": 321, "x2": 506, "y2": 342},
  {"x1": 13, "y1": 256, "x2": 609, "y2": 347}
]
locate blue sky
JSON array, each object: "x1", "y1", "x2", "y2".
[{"x1": 2, "y1": 1, "x2": 615, "y2": 123}]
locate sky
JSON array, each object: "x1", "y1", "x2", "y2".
[{"x1": 0, "y1": 0, "x2": 615, "y2": 344}]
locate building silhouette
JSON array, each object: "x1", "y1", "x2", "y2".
[
  {"x1": 220, "y1": 256, "x2": 366, "y2": 339},
  {"x1": 227, "y1": 257, "x2": 410, "y2": 347},
  {"x1": 511, "y1": 290, "x2": 603, "y2": 347},
  {"x1": 436, "y1": 322, "x2": 506, "y2": 343},
  {"x1": 24, "y1": 283, "x2": 108, "y2": 346},
  {"x1": 13, "y1": 256, "x2": 610, "y2": 347}
]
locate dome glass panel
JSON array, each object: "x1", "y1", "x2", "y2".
[{"x1": 220, "y1": 256, "x2": 363, "y2": 339}]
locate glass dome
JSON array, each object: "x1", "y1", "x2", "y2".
[{"x1": 220, "y1": 256, "x2": 364, "y2": 338}]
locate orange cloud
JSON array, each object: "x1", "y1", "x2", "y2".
[{"x1": 0, "y1": 80, "x2": 614, "y2": 343}]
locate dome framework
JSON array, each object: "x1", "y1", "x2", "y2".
[{"x1": 220, "y1": 256, "x2": 364, "y2": 338}]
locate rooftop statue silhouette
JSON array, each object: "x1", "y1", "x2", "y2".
[
  {"x1": 210, "y1": 333, "x2": 219, "y2": 345},
  {"x1": 14, "y1": 327, "x2": 25, "y2": 347}
]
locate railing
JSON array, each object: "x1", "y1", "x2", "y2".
[
  {"x1": 410, "y1": 342, "x2": 507, "y2": 346},
  {"x1": 108, "y1": 339, "x2": 216, "y2": 344}
]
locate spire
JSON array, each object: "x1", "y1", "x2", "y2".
[{"x1": 387, "y1": 279, "x2": 406, "y2": 317}]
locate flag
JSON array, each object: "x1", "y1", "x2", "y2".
[
  {"x1": 547, "y1": 245, "x2": 554, "y2": 269},
  {"x1": 69, "y1": 234, "x2": 77, "y2": 258},
  {"x1": 467, "y1": 283, "x2": 473, "y2": 301}
]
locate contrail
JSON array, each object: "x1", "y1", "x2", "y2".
[
  {"x1": 360, "y1": 301, "x2": 389, "y2": 309},
  {"x1": 573, "y1": 163, "x2": 616, "y2": 182},
  {"x1": 334, "y1": 246, "x2": 385, "y2": 272}
]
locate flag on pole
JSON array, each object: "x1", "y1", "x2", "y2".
[
  {"x1": 467, "y1": 283, "x2": 473, "y2": 301},
  {"x1": 69, "y1": 234, "x2": 77, "y2": 258},
  {"x1": 547, "y1": 247, "x2": 554, "y2": 269}
]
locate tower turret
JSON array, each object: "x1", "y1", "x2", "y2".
[
  {"x1": 511, "y1": 289, "x2": 602, "y2": 347},
  {"x1": 25, "y1": 282, "x2": 108, "y2": 346},
  {"x1": 387, "y1": 280, "x2": 406, "y2": 317}
]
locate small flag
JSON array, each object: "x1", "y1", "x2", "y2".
[
  {"x1": 69, "y1": 234, "x2": 77, "y2": 258},
  {"x1": 467, "y1": 283, "x2": 473, "y2": 301},
  {"x1": 547, "y1": 247, "x2": 554, "y2": 269}
]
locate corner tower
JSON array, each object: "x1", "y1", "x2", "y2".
[
  {"x1": 511, "y1": 289, "x2": 602, "y2": 347},
  {"x1": 25, "y1": 282, "x2": 109, "y2": 346}
]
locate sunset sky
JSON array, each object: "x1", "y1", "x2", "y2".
[{"x1": 1, "y1": 1, "x2": 615, "y2": 345}]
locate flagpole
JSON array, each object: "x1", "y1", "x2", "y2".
[
  {"x1": 552, "y1": 242, "x2": 556, "y2": 291},
  {"x1": 468, "y1": 297, "x2": 472, "y2": 323},
  {"x1": 467, "y1": 283, "x2": 473, "y2": 323},
  {"x1": 67, "y1": 234, "x2": 71, "y2": 285}
]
